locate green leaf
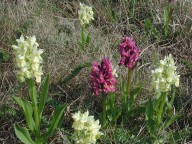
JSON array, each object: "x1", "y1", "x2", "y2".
[
  {"x1": 112, "y1": 108, "x2": 122, "y2": 124},
  {"x1": 13, "y1": 96, "x2": 35, "y2": 132},
  {"x1": 106, "y1": 93, "x2": 115, "y2": 111},
  {"x1": 146, "y1": 98, "x2": 155, "y2": 134},
  {"x1": 27, "y1": 79, "x2": 38, "y2": 106},
  {"x1": 85, "y1": 33, "x2": 90, "y2": 47},
  {"x1": 167, "y1": 127, "x2": 192, "y2": 143},
  {"x1": 0, "y1": 50, "x2": 9, "y2": 62},
  {"x1": 120, "y1": 80, "x2": 127, "y2": 104},
  {"x1": 130, "y1": 84, "x2": 142, "y2": 98},
  {"x1": 121, "y1": 80, "x2": 127, "y2": 94},
  {"x1": 166, "y1": 89, "x2": 176, "y2": 116},
  {"x1": 156, "y1": 92, "x2": 167, "y2": 125},
  {"x1": 161, "y1": 113, "x2": 181, "y2": 130},
  {"x1": 38, "y1": 75, "x2": 50, "y2": 120},
  {"x1": 106, "y1": 93, "x2": 121, "y2": 124},
  {"x1": 144, "y1": 19, "x2": 152, "y2": 30},
  {"x1": 154, "y1": 98, "x2": 161, "y2": 112},
  {"x1": 154, "y1": 92, "x2": 165, "y2": 112},
  {"x1": 182, "y1": 60, "x2": 192, "y2": 70},
  {"x1": 169, "y1": 89, "x2": 176, "y2": 106},
  {"x1": 129, "y1": 84, "x2": 142, "y2": 108},
  {"x1": 79, "y1": 26, "x2": 86, "y2": 50},
  {"x1": 127, "y1": 104, "x2": 146, "y2": 118},
  {"x1": 43, "y1": 104, "x2": 66, "y2": 140},
  {"x1": 61, "y1": 62, "x2": 91, "y2": 84},
  {"x1": 164, "y1": 4, "x2": 170, "y2": 36},
  {"x1": 152, "y1": 28, "x2": 160, "y2": 39},
  {"x1": 14, "y1": 123, "x2": 35, "y2": 144}
]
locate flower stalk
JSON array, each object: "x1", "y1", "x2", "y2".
[
  {"x1": 80, "y1": 25, "x2": 85, "y2": 50},
  {"x1": 127, "y1": 69, "x2": 132, "y2": 97},
  {"x1": 102, "y1": 94, "x2": 107, "y2": 128},
  {"x1": 127, "y1": 69, "x2": 132, "y2": 110},
  {"x1": 157, "y1": 92, "x2": 167, "y2": 126}
]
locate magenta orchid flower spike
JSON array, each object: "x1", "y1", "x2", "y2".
[
  {"x1": 119, "y1": 37, "x2": 141, "y2": 69},
  {"x1": 90, "y1": 58, "x2": 116, "y2": 96}
]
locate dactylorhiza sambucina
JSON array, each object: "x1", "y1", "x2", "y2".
[
  {"x1": 152, "y1": 54, "x2": 180, "y2": 93},
  {"x1": 12, "y1": 35, "x2": 43, "y2": 83},
  {"x1": 78, "y1": 3, "x2": 94, "y2": 26},
  {"x1": 90, "y1": 58, "x2": 116, "y2": 96},
  {"x1": 119, "y1": 37, "x2": 141, "y2": 69},
  {"x1": 72, "y1": 111, "x2": 103, "y2": 144}
]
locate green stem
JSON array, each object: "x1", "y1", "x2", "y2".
[
  {"x1": 81, "y1": 26, "x2": 85, "y2": 50},
  {"x1": 127, "y1": 69, "x2": 132, "y2": 111},
  {"x1": 132, "y1": 0, "x2": 136, "y2": 17},
  {"x1": 28, "y1": 79, "x2": 41, "y2": 143},
  {"x1": 34, "y1": 103, "x2": 41, "y2": 143},
  {"x1": 164, "y1": 2, "x2": 171, "y2": 36},
  {"x1": 102, "y1": 94, "x2": 107, "y2": 128},
  {"x1": 127, "y1": 69, "x2": 132, "y2": 96},
  {"x1": 157, "y1": 92, "x2": 167, "y2": 125}
]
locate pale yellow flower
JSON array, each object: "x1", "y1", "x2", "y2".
[
  {"x1": 152, "y1": 54, "x2": 180, "y2": 93},
  {"x1": 78, "y1": 3, "x2": 94, "y2": 26},
  {"x1": 72, "y1": 111, "x2": 103, "y2": 144},
  {"x1": 12, "y1": 35, "x2": 43, "y2": 83}
]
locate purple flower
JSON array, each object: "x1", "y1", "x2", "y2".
[
  {"x1": 90, "y1": 58, "x2": 116, "y2": 96},
  {"x1": 169, "y1": 0, "x2": 175, "y2": 3},
  {"x1": 119, "y1": 37, "x2": 141, "y2": 69}
]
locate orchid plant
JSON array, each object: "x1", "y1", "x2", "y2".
[
  {"x1": 118, "y1": 36, "x2": 142, "y2": 122},
  {"x1": 90, "y1": 58, "x2": 116, "y2": 127},
  {"x1": 146, "y1": 54, "x2": 180, "y2": 140},
  {"x1": 78, "y1": 3, "x2": 94, "y2": 50},
  {"x1": 12, "y1": 35, "x2": 66, "y2": 144}
]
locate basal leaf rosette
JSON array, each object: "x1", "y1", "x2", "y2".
[
  {"x1": 12, "y1": 35, "x2": 43, "y2": 83},
  {"x1": 72, "y1": 111, "x2": 103, "y2": 144},
  {"x1": 152, "y1": 54, "x2": 180, "y2": 93}
]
